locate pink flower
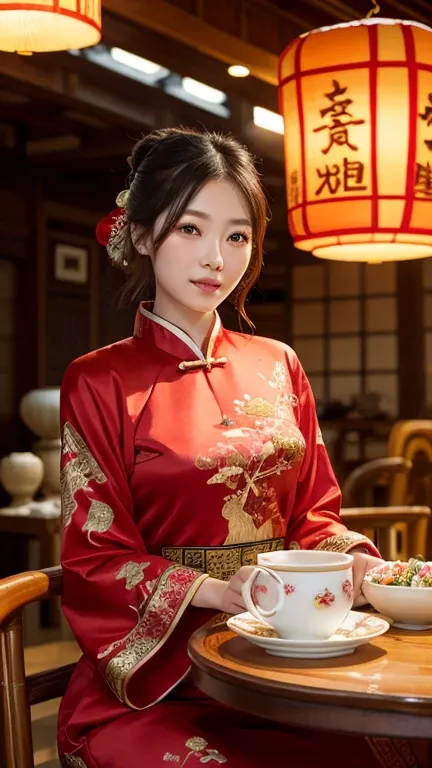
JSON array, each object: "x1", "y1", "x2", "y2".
[
  {"x1": 284, "y1": 584, "x2": 295, "y2": 596},
  {"x1": 313, "y1": 588, "x2": 335, "y2": 608},
  {"x1": 342, "y1": 579, "x2": 353, "y2": 600},
  {"x1": 252, "y1": 583, "x2": 268, "y2": 605}
]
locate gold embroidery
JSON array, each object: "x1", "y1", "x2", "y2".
[
  {"x1": 101, "y1": 566, "x2": 205, "y2": 702},
  {"x1": 288, "y1": 540, "x2": 301, "y2": 550},
  {"x1": 366, "y1": 737, "x2": 420, "y2": 768},
  {"x1": 161, "y1": 538, "x2": 285, "y2": 581},
  {"x1": 163, "y1": 737, "x2": 227, "y2": 765},
  {"x1": 316, "y1": 531, "x2": 372, "y2": 553},
  {"x1": 61, "y1": 422, "x2": 109, "y2": 532},
  {"x1": 197, "y1": 361, "x2": 305, "y2": 546},
  {"x1": 117, "y1": 561, "x2": 150, "y2": 590},
  {"x1": 60, "y1": 756, "x2": 87, "y2": 768},
  {"x1": 82, "y1": 500, "x2": 114, "y2": 543},
  {"x1": 317, "y1": 426, "x2": 324, "y2": 446}
]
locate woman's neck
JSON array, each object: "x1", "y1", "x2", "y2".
[{"x1": 152, "y1": 295, "x2": 215, "y2": 353}]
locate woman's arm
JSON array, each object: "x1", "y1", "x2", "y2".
[{"x1": 60, "y1": 355, "x2": 209, "y2": 710}]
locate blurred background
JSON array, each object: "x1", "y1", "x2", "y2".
[{"x1": 0, "y1": 1, "x2": 432, "y2": 765}]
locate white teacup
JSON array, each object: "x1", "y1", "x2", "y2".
[{"x1": 242, "y1": 549, "x2": 354, "y2": 640}]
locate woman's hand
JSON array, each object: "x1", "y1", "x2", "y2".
[
  {"x1": 191, "y1": 566, "x2": 257, "y2": 614},
  {"x1": 351, "y1": 549, "x2": 383, "y2": 606}
]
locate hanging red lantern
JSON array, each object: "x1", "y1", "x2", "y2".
[
  {"x1": 278, "y1": 18, "x2": 432, "y2": 262},
  {"x1": 0, "y1": 0, "x2": 101, "y2": 54}
]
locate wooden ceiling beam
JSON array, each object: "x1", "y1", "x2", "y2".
[
  {"x1": 102, "y1": 0, "x2": 280, "y2": 86},
  {"x1": 101, "y1": 13, "x2": 279, "y2": 113}
]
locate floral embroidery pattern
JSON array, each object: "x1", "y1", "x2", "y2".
[
  {"x1": 313, "y1": 588, "x2": 335, "y2": 608},
  {"x1": 196, "y1": 362, "x2": 305, "y2": 545},
  {"x1": 60, "y1": 755, "x2": 87, "y2": 768},
  {"x1": 315, "y1": 531, "x2": 370, "y2": 553},
  {"x1": 342, "y1": 579, "x2": 353, "y2": 600},
  {"x1": 98, "y1": 566, "x2": 206, "y2": 702},
  {"x1": 116, "y1": 561, "x2": 151, "y2": 590},
  {"x1": 252, "y1": 583, "x2": 268, "y2": 605},
  {"x1": 82, "y1": 500, "x2": 114, "y2": 544},
  {"x1": 163, "y1": 737, "x2": 227, "y2": 766},
  {"x1": 284, "y1": 583, "x2": 295, "y2": 596},
  {"x1": 61, "y1": 422, "x2": 113, "y2": 542}
]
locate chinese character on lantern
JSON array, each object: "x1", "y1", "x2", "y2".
[
  {"x1": 419, "y1": 93, "x2": 432, "y2": 151},
  {"x1": 313, "y1": 80, "x2": 365, "y2": 155},
  {"x1": 315, "y1": 158, "x2": 367, "y2": 196},
  {"x1": 289, "y1": 170, "x2": 300, "y2": 206},
  {"x1": 415, "y1": 162, "x2": 432, "y2": 196}
]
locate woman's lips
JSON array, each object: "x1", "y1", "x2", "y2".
[{"x1": 191, "y1": 280, "x2": 221, "y2": 293}]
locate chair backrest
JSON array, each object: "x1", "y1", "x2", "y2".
[
  {"x1": 388, "y1": 421, "x2": 432, "y2": 507},
  {"x1": 342, "y1": 457, "x2": 411, "y2": 507},
  {"x1": 0, "y1": 566, "x2": 74, "y2": 768},
  {"x1": 341, "y1": 505, "x2": 431, "y2": 561}
]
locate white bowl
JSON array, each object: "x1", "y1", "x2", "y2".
[{"x1": 362, "y1": 579, "x2": 432, "y2": 630}]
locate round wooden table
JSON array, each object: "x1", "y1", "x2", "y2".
[{"x1": 188, "y1": 615, "x2": 432, "y2": 740}]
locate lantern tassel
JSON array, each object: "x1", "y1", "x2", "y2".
[{"x1": 366, "y1": 0, "x2": 381, "y2": 18}]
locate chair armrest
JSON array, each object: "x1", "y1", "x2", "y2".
[{"x1": 0, "y1": 566, "x2": 62, "y2": 624}]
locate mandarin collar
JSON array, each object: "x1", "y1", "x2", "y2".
[{"x1": 133, "y1": 302, "x2": 226, "y2": 371}]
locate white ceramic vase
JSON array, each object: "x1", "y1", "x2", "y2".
[
  {"x1": 19, "y1": 388, "x2": 61, "y2": 499},
  {"x1": 19, "y1": 388, "x2": 60, "y2": 441},
  {"x1": 0, "y1": 452, "x2": 44, "y2": 507},
  {"x1": 35, "y1": 438, "x2": 61, "y2": 498}
]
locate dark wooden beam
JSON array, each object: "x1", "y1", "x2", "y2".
[{"x1": 101, "y1": 12, "x2": 279, "y2": 114}]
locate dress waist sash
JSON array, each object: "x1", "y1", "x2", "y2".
[{"x1": 158, "y1": 537, "x2": 285, "y2": 581}]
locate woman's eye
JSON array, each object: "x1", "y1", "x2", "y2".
[
  {"x1": 229, "y1": 232, "x2": 249, "y2": 243},
  {"x1": 179, "y1": 224, "x2": 199, "y2": 235}
]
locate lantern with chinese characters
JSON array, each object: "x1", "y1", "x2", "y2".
[
  {"x1": 0, "y1": 0, "x2": 101, "y2": 54},
  {"x1": 279, "y1": 18, "x2": 432, "y2": 262}
]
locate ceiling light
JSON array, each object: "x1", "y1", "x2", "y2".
[
  {"x1": 182, "y1": 77, "x2": 226, "y2": 104},
  {"x1": 253, "y1": 106, "x2": 284, "y2": 135},
  {"x1": 228, "y1": 65, "x2": 250, "y2": 78},
  {"x1": 110, "y1": 47, "x2": 164, "y2": 76}
]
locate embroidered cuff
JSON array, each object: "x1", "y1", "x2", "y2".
[
  {"x1": 315, "y1": 531, "x2": 380, "y2": 555},
  {"x1": 98, "y1": 566, "x2": 208, "y2": 707}
]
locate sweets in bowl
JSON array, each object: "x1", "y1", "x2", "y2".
[{"x1": 363, "y1": 558, "x2": 432, "y2": 630}]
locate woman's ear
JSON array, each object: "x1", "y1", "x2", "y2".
[{"x1": 130, "y1": 223, "x2": 151, "y2": 255}]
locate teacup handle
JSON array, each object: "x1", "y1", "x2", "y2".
[{"x1": 242, "y1": 566, "x2": 285, "y2": 620}]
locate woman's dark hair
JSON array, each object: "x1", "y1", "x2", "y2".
[{"x1": 118, "y1": 126, "x2": 269, "y2": 327}]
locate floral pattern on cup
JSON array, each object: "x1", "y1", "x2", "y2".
[
  {"x1": 252, "y1": 583, "x2": 268, "y2": 606},
  {"x1": 284, "y1": 583, "x2": 295, "y2": 596},
  {"x1": 342, "y1": 579, "x2": 353, "y2": 600},
  {"x1": 313, "y1": 587, "x2": 335, "y2": 608}
]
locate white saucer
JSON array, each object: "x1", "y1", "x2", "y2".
[{"x1": 227, "y1": 610, "x2": 390, "y2": 659}]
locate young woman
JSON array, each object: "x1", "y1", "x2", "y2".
[{"x1": 58, "y1": 127, "x2": 418, "y2": 768}]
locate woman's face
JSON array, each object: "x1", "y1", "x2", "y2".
[{"x1": 148, "y1": 179, "x2": 253, "y2": 318}]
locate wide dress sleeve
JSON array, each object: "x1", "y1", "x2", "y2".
[
  {"x1": 285, "y1": 361, "x2": 380, "y2": 557},
  {"x1": 60, "y1": 357, "x2": 209, "y2": 710}
]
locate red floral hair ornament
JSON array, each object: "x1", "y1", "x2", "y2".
[{"x1": 95, "y1": 190, "x2": 130, "y2": 267}]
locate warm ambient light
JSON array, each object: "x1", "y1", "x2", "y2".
[
  {"x1": 110, "y1": 48, "x2": 164, "y2": 76},
  {"x1": 279, "y1": 18, "x2": 432, "y2": 262},
  {"x1": 0, "y1": 0, "x2": 101, "y2": 53},
  {"x1": 181, "y1": 77, "x2": 226, "y2": 104},
  {"x1": 253, "y1": 106, "x2": 284, "y2": 135},
  {"x1": 228, "y1": 65, "x2": 250, "y2": 78}
]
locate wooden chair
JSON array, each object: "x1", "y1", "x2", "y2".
[
  {"x1": 341, "y1": 505, "x2": 431, "y2": 561},
  {"x1": 342, "y1": 457, "x2": 411, "y2": 507},
  {"x1": 0, "y1": 566, "x2": 74, "y2": 768}
]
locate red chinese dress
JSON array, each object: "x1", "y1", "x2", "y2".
[{"x1": 58, "y1": 303, "x2": 419, "y2": 768}]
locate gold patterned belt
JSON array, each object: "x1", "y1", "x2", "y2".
[{"x1": 160, "y1": 538, "x2": 285, "y2": 581}]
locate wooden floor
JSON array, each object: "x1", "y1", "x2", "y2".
[{"x1": 26, "y1": 640, "x2": 81, "y2": 768}]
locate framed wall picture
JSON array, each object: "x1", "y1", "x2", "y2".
[{"x1": 54, "y1": 243, "x2": 88, "y2": 284}]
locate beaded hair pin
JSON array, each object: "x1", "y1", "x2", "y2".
[{"x1": 95, "y1": 189, "x2": 130, "y2": 266}]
